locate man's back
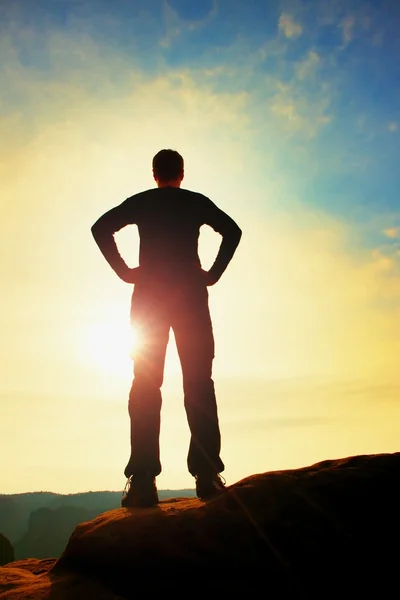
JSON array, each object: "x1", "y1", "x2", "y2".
[
  {"x1": 92, "y1": 185, "x2": 241, "y2": 283},
  {"x1": 126, "y1": 187, "x2": 208, "y2": 271}
]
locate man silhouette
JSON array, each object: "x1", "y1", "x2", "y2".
[{"x1": 91, "y1": 149, "x2": 242, "y2": 507}]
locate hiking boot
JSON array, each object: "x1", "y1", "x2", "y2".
[
  {"x1": 121, "y1": 473, "x2": 159, "y2": 508},
  {"x1": 195, "y1": 473, "x2": 226, "y2": 501}
]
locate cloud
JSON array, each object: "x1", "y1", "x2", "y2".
[
  {"x1": 370, "y1": 249, "x2": 397, "y2": 272},
  {"x1": 340, "y1": 15, "x2": 356, "y2": 45},
  {"x1": 167, "y1": 0, "x2": 216, "y2": 23},
  {"x1": 339, "y1": 9, "x2": 379, "y2": 49},
  {"x1": 160, "y1": 0, "x2": 218, "y2": 47},
  {"x1": 295, "y1": 50, "x2": 320, "y2": 80},
  {"x1": 383, "y1": 227, "x2": 400, "y2": 239},
  {"x1": 268, "y1": 78, "x2": 331, "y2": 137},
  {"x1": 159, "y1": 1, "x2": 181, "y2": 47},
  {"x1": 279, "y1": 13, "x2": 302, "y2": 39},
  {"x1": 388, "y1": 122, "x2": 398, "y2": 133}
]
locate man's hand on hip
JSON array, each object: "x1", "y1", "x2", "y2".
[
  {"x1": 201, "y1": 269, "x2": 219, "y2": 286},
  {"x1": 119, "y1": 266, "x2": 141, "y2": 284}
]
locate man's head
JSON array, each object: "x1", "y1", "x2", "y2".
[{"x1": 152, "y1": 149, "x2": 184, "y2": 187}]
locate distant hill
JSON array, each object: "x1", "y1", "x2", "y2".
[
  {"x1": 0, "y1": 489, "x2": 196, "y2": 560},
  {"x1": 0, "y1": 533, "x2": 14, "y2": 566}
]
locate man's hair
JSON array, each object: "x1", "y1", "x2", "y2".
[{"x1": 152, "y1": 149, "x2": 184, "y2": 182}]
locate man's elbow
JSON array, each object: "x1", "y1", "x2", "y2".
[
  {"x1": 92, "y1": 220, "x2": 109, "y2": 247},
  {"x1": 91, "y1": 222, "x2": 99, "y2": 240},
  {"x1": 234, "y1": 224, "x2": 242, "y2": 245},
  {"x1": 91, "y1": 217, "x2": 106, "y2": 238},
  {"x1": 222, "y1": 224, "x2": 242, "y2": 249}
]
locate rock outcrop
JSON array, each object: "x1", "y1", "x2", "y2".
[{"x1": 0, "y1": 452, "x2": 399, "y2": 598}]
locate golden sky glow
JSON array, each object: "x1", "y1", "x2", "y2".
[{"x1": 1, "y1": 0, "x2": 400, "y2": 494}]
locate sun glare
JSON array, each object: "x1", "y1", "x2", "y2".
[
  {"x1": 79, "y1": 318, "x2": 185, "y2": 379},
  {"x1": 83, "y1": 321, "x2": 139, "y2": 376}
]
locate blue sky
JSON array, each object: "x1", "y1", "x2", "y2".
[
  {"x1": 3, "y1": 0, "x2": 399, "y2": 225},
  {"x1": 1, "y1": 0, "x2": 399, "y2": 492}
]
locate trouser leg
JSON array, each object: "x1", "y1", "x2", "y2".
[
  {"x1": 172, "y1": 283, "x2": 224, "y2": 476},
  {"x1": 124, "y1": 295, "x2": 169, "y2": 478}
]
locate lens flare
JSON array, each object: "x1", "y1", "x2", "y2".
[{"x1": 82, "y1": 321, "x2": 141, "y2": 375}]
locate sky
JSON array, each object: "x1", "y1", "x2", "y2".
[{"x1": 1, "y1": 0, "x2": 400, "y2": 494}]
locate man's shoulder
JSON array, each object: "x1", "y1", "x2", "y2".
[
  {"x1": 125, "y1": 187, "x2": 211, "y2": 203},
  {"x1": 177, "y1": 188, "x2": 213, "y2": 206},
  {"x1": 124, "y1": 188, "x2": 158, "y2": 202}
]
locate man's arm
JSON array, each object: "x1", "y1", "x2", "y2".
[
  {"x1": 203, "y1": 198, "x2": 242, "y2": 285},
  {"x1": 91, "y1": 199, "x2": 139, "y2": 283}
]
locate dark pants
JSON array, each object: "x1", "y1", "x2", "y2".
[{"x1": 124, "y1": 270, "x2": 224, "y2": 479}]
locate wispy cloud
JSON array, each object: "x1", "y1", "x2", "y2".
[
  {"x1": 160, "y1": 0, "x2": 218, "y2": 47},
  {"x1": 295, "y1": 50, "x2": 320, "y2": 80},
  {"x1": 268, "y1": 77, "x2": 331, "y2": 138},
  {"x1": 370, "y1": 248, "x2": 397, "y2": 272},
  {"x1": 269, "y1": 95, "x2": 330, "y2": 137},
  {"x1": 340, "y1": 14, "x2": 356, "y2": 45},
  {"x1": 388, "y1": 122, "x2": 398, "y2": 133},
  {"x1": 383, "y1": 227, "x2": 400, "y2": 239},
  {"x1": 338, "y1": 7, "x2": 381, "y2": 49},
  {"x1": 279, "y1": 13, "x2": 303, "y2": 39},
  {"x1": 159, "y1": 1, "x2": 182, "y2": 48}
]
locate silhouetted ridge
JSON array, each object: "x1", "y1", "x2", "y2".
[
  {"x1": 0, "y1": 534, "x2": 14, "y2": 567},
  {"x1": 1, "y1": 453, "x2": 399, "y2": 598}
]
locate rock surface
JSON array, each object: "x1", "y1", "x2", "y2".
[{"x1": 1, "y1": 452, "x2": 399, "y2": 598}]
